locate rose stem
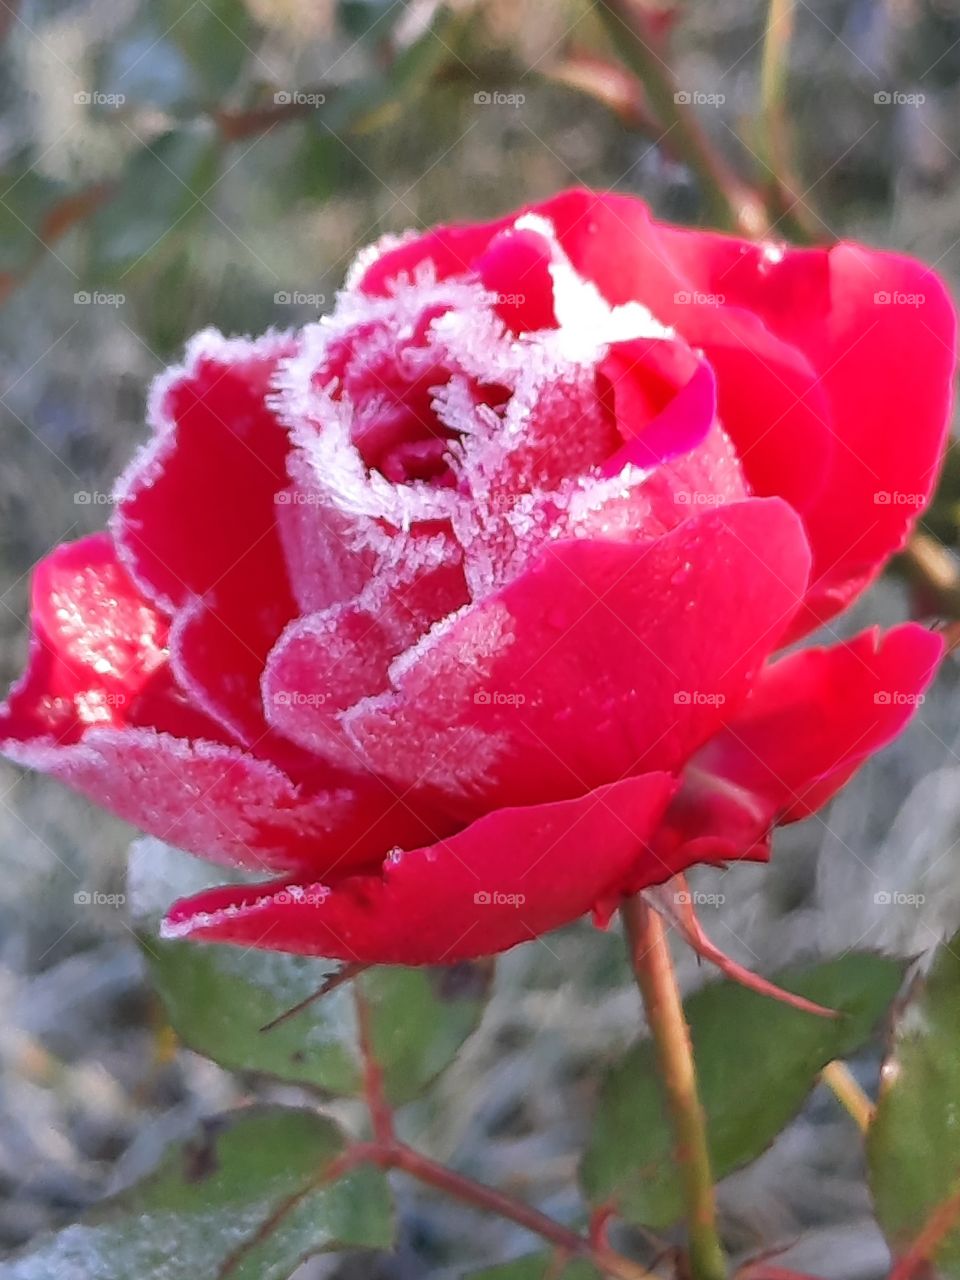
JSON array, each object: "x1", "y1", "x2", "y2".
[
  {"x1": 594, "y1": 0, "x2": 769, "y2": 238},
  {"x1": 819, "y1": 1061, "x2": 874, "y2": 1134},
  {"x1": 350, "y1": 988, "x2": 658, "y2": 1280},
  {"x1": 757, "y1": 0, "x2": 824, "y2": 243},
  {"x1": 888, "y1": 1183, "x2": 960, "y2": 1280},
  {"x1": 622, "y1": 894, "x2": 728, "y2": 1280}
]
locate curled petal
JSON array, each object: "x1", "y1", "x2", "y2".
[
  {"x1": 162, "y1": 771, "x2": 677, "y2": 964},
  {"x1": 657, "y1": 623, "x2": 944, "y2": 865}
]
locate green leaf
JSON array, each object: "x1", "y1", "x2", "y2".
[
  {"x1": 4, "y1": 1106, "x2": 392, "y2": 1279},
  {"x1": 0, "y1": 163, "x2": 69, "y2": 273},
  {"x1": 582, "y1": 953, "x2": 904, "y2": 1228},
  {"x1": 132, "y1": 839, "x2": 492, "y2": 1102},
  {"x1": 469, "y1": 1255, "x2": 601, "y2": 1279},
  {"x1": 88, "y1": 124, "x2": 220, "y2": 280},
  {"x1": 328, "y1": 7, "x2": 469, "y2": 134},
  {"x1": 869, "y1": 932, "x2": 960, "y2": 1274},
  {"x1": 158, "y1": 0, "x2": 256, "y2": 98}
]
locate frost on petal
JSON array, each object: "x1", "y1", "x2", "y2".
[
  {"x1": 341, "y1": 500, "x2": 811, "y2": 813},
  {"x1": 112, "y1": 327, "x2": 299, "y2": 614},
  {"x1": 2, "y1": 726, "x2": 453, "y2": 875},
  {"x1": 161, "y1": 771, "x2": 677, "y2": 963}
]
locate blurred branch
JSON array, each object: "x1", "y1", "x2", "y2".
[
  {"x1": 349, "y1": 977, "x2": 657, "y2": 1280},
  {"x1": 888, "y1": 1182, "x2": 960, "y2": 1280},
  {"x1": 820, "y1": 1061, "x2": 874, "y2": 1133},
  {"x1": 0, "y1": 181, "x2": 114, "y2": 306},
  {"x1": 543, "y1": 53, "x2": 660, "y2": 133},
  {"x1": 757, "y1": 0, "x2": 825, "y2": 242},
  {"x1": 897, "y1": 531, "x2": 960, "y2": 620},
  {"x1": 596, "y1": 0, "x2": 769, "y2": 236}
]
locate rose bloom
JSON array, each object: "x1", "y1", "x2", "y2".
[{"x1": 2, "y1": 190, "x2": 954, "y2": 964}]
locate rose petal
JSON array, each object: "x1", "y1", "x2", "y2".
[
  {"x1": 338, "y1": 498, "x2": 810, "y2": 814},
  {"x1": 161, "y1": 770, "x2": 676, "y2": 963},
  {"x1": 657, "y1": 623, "x2": 943, "y2": 864},
  {"x1": 2, "y1": 724, "x2": 452, "y2": 876},
  {"x1": 113, "y1": 329, "x2": 301, "y2": 739}
]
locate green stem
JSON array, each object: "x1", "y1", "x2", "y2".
[
  {"x1": 596, "y1": 0, "x2": 768, "y2": 237},
  {"x1": 622, "y1": 895, "x2": 728, "y2": 1280},
  {"x1": 757, "y1": 0, "x2": 823, "y2": 242}
]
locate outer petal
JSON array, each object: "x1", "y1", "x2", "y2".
[
  {"x1": 0, "y1": 534, "x2": 448, "y2": 875},
  {"x1": 112, "y1": 329, "x2": 301, "y2": 741},
  {"x1": 534, "y1": 190, "x2": 955, "y2": 631},
  {"x1": 161, "y1": 771, "x2": 677, "y2": 963},
  {"x1": 432, "y1": 189, "x2": 951, "y2": 632},
  {"x1": 2, "y1": 726, "x2": 448, "y2": 875},
  {"x1": 327, "y1": 499, "x2": 811, "y2": 813},
  {"x1": 0, "y1": 533, "x2": 209, "y2": 744},
  {"x1": 657, "y1": 623, "x2": 943, "y2": 865}
]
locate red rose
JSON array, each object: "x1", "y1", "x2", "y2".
[{"x1": 2, "y1": 190, "x2": 953, "y2": 963}]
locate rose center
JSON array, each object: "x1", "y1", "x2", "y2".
[{"x1": 316, "y1": 304, "x2": 510, "y2": 487}]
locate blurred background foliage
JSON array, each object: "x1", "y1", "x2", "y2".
[{"x1": 2, "y1": 1, "x2": 960, "y2": 1277}]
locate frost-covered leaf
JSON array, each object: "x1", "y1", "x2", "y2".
[
  {"x1": 4, "y1": 1107, "x2": 392, "y2": 1279},
  {"x1": 582, "y1": 953, "x2": 904, "y2": 1228},
  {"x1": 132, "y1": 839, "x2": 492, "y2": 1102},
  {"x1": 870, "y1": 931, "x2": 960, "y2": 1274}
]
